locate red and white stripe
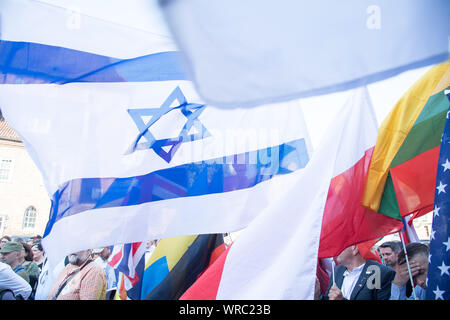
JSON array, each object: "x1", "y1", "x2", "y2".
[{"x1": 400, "y1": 215, "x2": 420, "y2": 246}]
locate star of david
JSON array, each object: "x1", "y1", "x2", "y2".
[{"x1": 127, "y1": 86, "x2": 211, "y2": 163}]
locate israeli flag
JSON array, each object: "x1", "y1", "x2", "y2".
[{"x1": 0, "y1": 0, "x2": 312, "y2": 266}]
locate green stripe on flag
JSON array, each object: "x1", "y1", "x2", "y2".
[
  {"x1": 414, "y1": 90, "x2": 450, "y2": 125},
  {"x1": 390, "y1": 91, "x2": 449, "y2": 167},
  {"x1": 378, "y1": 172, "x2": 402, "y2": 220}
]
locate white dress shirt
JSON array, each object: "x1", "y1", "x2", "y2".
[
  {"x1": 341, "y1": 263, "x2": 365, "y2": 300},
  {"x1": 0, "y1": 261, "x2": 32, "y2": 299}
]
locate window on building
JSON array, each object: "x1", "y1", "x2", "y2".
[
  {"x1": 0, "y1": 158, "x2": 13, "y2": 182},
  {"x1": 23, "y1": 206, "x2": 37, "y2": 229}
]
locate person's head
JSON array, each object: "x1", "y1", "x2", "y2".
[
  {"x1": 32, "y1": 242, "x2": 45, "y2": 262},
  {"x1": 92, "y1": 247, "x2": 111, "y2": 261},
  {"x1": 0, "y1": 236, "x2": 11, "y2": 249},
  {"x1": 0, "y1": 242, "x2": 24, "y2": 268},
  {"x1": 67, "y1": 249, "x2": 92, "y2": 266},
  {"x1": 18, "y1": 241, "x2": 33, "y2": 262},
  {"x1": 146, "y1": 239, "x2": 158, "y2": 249},
  {"x1": 378, "y1": 241, "x2": 402, "y2": 268},
  {"x1": 397, "y1": 242, "x2": 429, "y2": 289},
  {"x1": 336, "y1": 244, "x2": 365, "y2": 268},
  {"x1": 100, "y1": 246, "x2": 111, "y2": 261}
]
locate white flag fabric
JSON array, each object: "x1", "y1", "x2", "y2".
[
  {"x1": 401, "y1": 215, "x2": 420, "y2": 245},
  {"x1": 179, "y1": 87, "x2": 379, "y2": 299},
  {"x1": 160, "y1": 0, "x2": 450, "y2": 108},
  {"x1": 0, "y1": 0, "x2": 312, "y2": 267}
]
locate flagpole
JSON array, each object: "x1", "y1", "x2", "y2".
[
  {"x1": 399, "y1": 231, "x2": 417, "y2": 300},
  {"x1": 331, "y1": 259, "x2": 336, "y2": 286}
]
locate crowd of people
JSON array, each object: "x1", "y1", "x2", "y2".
[
  {"x1": 0, "y1": 235, "x2": 43, "y2": 299},
  {"x1": 0, "y1": 235, "x2": 157, "y2": 300},
  {"x1": 315, "y1": 240, "x2": 430, "y2": 300},
  {"x1": 0, "y1": 232, "x2": 430, "y2": 300}
]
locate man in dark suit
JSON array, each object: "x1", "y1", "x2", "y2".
[{"x1": 322, "y1": 244, "x2": 395, "y2": 300}]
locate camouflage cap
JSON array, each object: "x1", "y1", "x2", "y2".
[{"x1": 0, "y1": 241, "x2": 24, "y2": 253}]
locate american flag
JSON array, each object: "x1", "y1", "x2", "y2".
[{"x1": 425, "y1": 91, "x2": 450, "y2": 300}]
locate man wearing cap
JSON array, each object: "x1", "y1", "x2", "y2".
[
  {"x1": 0, "y1": 242, "x2": 30, "y2": 283},
  {"x1": 48, "y1": 249, "x2": 107, "y2": 300}
]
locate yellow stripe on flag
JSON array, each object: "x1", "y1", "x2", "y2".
[
  {"x1": 145, "y1": 235, "x2": 197, "y2": 271},
  {"x1": 362, "y1": 62, "x2": 450, "y2": 211},
  {"x1": 432, "y1": 64, "x2": 450, "y2": 95}
]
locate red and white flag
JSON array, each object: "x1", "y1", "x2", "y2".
[
  {"x1": 400, "y1": 215, "x2": 420, "y2": 246},
  {"x1": 181, "y1": 87, "x2": 402, "y2": 299}
]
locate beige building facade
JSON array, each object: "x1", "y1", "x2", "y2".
[{"x1": 0, "y1": 115, "x2": 51, "y2": 238}]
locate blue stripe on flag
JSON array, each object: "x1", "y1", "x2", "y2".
[
  {"x1": 43, "y1": 138, "x2": 309, "y2": 236},
  {"x1": 0, "y1": 40, "x2": 187, "y2": 84},
  {"x1": 140, "y1": 256, "x2": 170, "y2": 298},
  {"x1": 126, "y1": 254, "x2": 146, "y2": 300},
  {"x1": 401, "y1": 218, "x2": 407, "y2": 232},
  {"x1": 117, "y1": 243, "x2": 132, "y2": 275}
]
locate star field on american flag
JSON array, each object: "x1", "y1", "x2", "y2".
[{"x1": 426, "y1": 92, "x2": 450, "y2": 300}]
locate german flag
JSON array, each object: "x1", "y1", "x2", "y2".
[
  {"x1": 363, "y1": 62, "x2": 450, "y2": 220},
  {"x1": 142, "y1": 233, "x2": 225, "y2": 300}
]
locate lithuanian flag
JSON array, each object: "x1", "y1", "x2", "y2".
[{"x1": 362, "y1": 62, "x2": 450, "y2": 220}]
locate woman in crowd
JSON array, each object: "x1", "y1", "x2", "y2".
[
  {"x1": 17, "y1": 241, "x2": 41, "y2": 298},
  {"x1": 31, "y1": 242, "x2": 45, "y2": 270}
]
